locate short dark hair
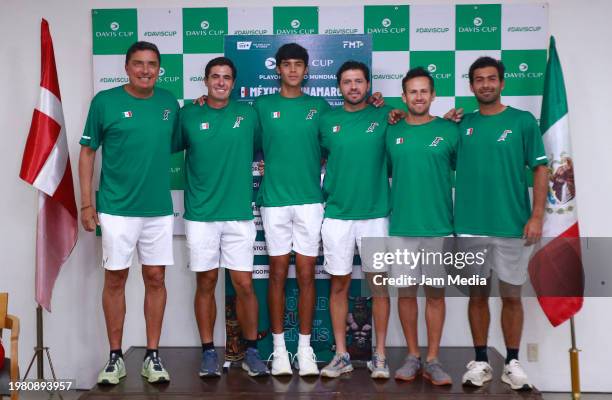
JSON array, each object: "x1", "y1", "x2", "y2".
[
  {"x1": 275, "y1": 43, "x2": 309, "y2": 66},
  {"x1": 468, "y1": 57, "x2": 505, "y2": 84},
  {"x1": 204, "y1": 57, "x2": 237, "y2": 80},
  {"x1": 336, "y1": 61, "x2": 370, "y2": 85},
  {"x1": 402, "y1": 67, "x2": 435, "y2": 92},
  {"x1": 125, "y1": 41, "x2": 161, "y2": 65}
]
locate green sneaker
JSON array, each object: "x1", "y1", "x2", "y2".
[
  {"x1": 141, "y1": 351, "x2": 170, "y2": 384},
  {"x1": 97, "y1": 354, "x2": 126, "y2": 385}
]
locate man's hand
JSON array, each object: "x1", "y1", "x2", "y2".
[
  {"x1": 81, "y1": 205, "x2": 99, "y2": 232},
  {"x1": 367, "y1": 92, "x2": 385, "y2": 108},
  {"x1": 388, "y1": 109, "x2": 406, "y2": 125},
  {"x1": 257, "y1": 160, "x2": 265, "y2": 176},
  {"x1": 523, "y1": 216, "x2": 543, "y2": 246},
  {"x1": 192, "y1": 94, "x2": 208, "y2": 106},
  {"x1": 443, "y1": 107, "x2": 464, "y2": 123}
]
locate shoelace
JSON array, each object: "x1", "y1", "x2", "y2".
[
  {"x1": 291, "y1": 347, "x2": 317, "y2": 367},
  {"x1": 266, "y1": 349, "x2": 294, "y2": 367},
  {"x1": 373, "y1": 355, "x2": 386, "y2": 368},
  {"x1": 105, "y1": 355, "x2": 121, "y2": 372},
  {"x1": 150, "y1": 356, "x2": 163, "y2": 372}
]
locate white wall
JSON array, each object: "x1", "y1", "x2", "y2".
[{"x1": 1, "y1": 0, "x2": 611, "y2": 391}]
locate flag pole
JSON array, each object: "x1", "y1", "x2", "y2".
[
  {"x1": 36, "y1": 305, "x2": 43, "y2": 378},
  {"x1": 569, "y1": 316, "x2": 581, "y2": 400}
]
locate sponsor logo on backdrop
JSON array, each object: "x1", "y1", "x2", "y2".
[
  {"x1": 326, "y1": 28, "x2": 358, "y2": 34},
  {"x1": 99, "y1": 76, "x2": 129, "y2": 83},
  {"x1": 144, "y1": 30, "x2": 177, "y2": 37},
  {"x1": 312, "y1": 59, "x2": 334, "y2": 67},
  {"x1": 110, "y1": 22, "x2": 119, "y2": 31},
  {"x1": 428, "y1": 64, "x2": 437, "y2": 73},
  {"x1": 157, "y1": 67, "x2": 180, "y2": 83},
  {"x1": 159, "y1": 67, "x2": 165, "y2": 76},
  {"x1": 367, "y1": 17, "x2": 407, "y2": 34},
  {"x1": 416, "y1": 27, "x2": 450, "y2": 33},
  {"x1": 189, "y1": 76, "x2": 204, "y2": 82},
  {"x1": 505, "y1": 63, "x2": 543, "y2": 79},
  {"x1": 507, "y1": 26, "x2": 542, "y2": 32},
  {"x1": 233, "y1": 29, "x2": 269, "y2": 35},
  {"x1": 185, "y1": 20, "x2": 226, "y2": 36},
  {"x1": 343, "y1": 40, "x2": 364, "y2": 48},
  {"x1": 373, "y1": 74, "x2": 403, "y2": 80},
  {"x1": 95, "y1": 22, "x2": 134, "y2": 38},
  {"x1": 240, "y1": 86, "x2": 340, "y2": 98},
  {"x1": 291, "y1": 19, "x2": 301, "y2": 29},
  {"x1": 237, "y1": 41, "x2": 252, "y2": 50},
  {"x1": 265, "y1": 57, "x2": 276, "y2": 69},
  {"x1": 458, "y1": 16, "x2": 498, "y2": 33},
  {"x1": 519, "y1": 63, "x2": 529, "y2": 72}
]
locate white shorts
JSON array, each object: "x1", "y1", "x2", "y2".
[
  {"x1": 99, "y1": 213, "x2": 174, "y2": 271},
  {"x1": 385, "y1": 237, "x2": 451, "y2": 288},
  {"x1": 455, "y1": 235, "x2": 535, "y2": 286},
  {"x1": 185, "y1": 220, "x2": 256, "y2": 272},
  {"x1": 260, "y1": 203, "x2": 324, "y2": 257},
  {"x1": 322, "y1": 217, "x2": 389, "y2": 276}
]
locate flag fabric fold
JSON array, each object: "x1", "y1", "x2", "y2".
[
  {"x1": 19, "y1": 19, "x2": 77, "y2": 312},
  {"x1": 528, "y1": 36, "x2": 583, "y2": 327}
]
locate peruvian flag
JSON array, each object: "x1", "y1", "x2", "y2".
[
  {"x1": 528, "y1": 36, "x2": 583, "y2": 327},
  {"x1": 19, "y1": 19, "x2": 77, "y2": 312}
]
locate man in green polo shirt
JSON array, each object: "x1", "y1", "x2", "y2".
[
  {"x1": 317, "y1": 61, "x2": 390, "y2": 379},
  {"x1": 384, "y1": 67, "x2": 458, "y2": 386},
  {"x1": 456, "y1": 57, "x2": 548, "y2": 391},
  {"x1": 173, "y1": 57, "x2": 269, "y2": 377},
  {"x1": 79, "y1": 41, "x2": 178, "y2": 385}
]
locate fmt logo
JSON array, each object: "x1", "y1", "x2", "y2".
[
  {"x1": 473, "y1": 17, "x2": 483, "y2": 27},
  {"x1": 237, "y1": 41, "x2": 252, "y2": 50},
  {"x1": 306, "y1": 109, "x2": 317, "y2": 120},
  {"x1": 428, "y1": 64, "x2": 437, "y2": 73},
  {"x1": 382, "y1": 18, "x2": 392, "y2": 28},
  {"x1": 233, "y1": 116, "x2": 244, "y2": 128},
  {"x1": 519, "y1": 63, "x2": 529, "y2": 72},
  {"x1": 497, "y1": 129, "x2": 512, "y2": 142},
  {"x1": 312, "y1": 59, "x2": 333, "y2": 67},
  {"x1": 265, "y1": 57, "x2": 276, "y2": 70},
  {"x1": 342, "y1": 41, "x2": 364, "y2": 49},
  {"x1": 163, "y1": 109, "x2": 170, "y2": 121},
  {"x1": 291, "y1": 19, "x2": 301, "y2": 29},
  {"x1": 366, "y1": 122, "x2": 379, "y2": 133},
  {"x1": 110, "y1": 22, "x2": 120, "y2": 31},
  {"x1": 429, "y1": 136, "x2": 444, "y2": 147},
  {"x1": 200, "y1": 20, "x2": 210, "y2": 30}
]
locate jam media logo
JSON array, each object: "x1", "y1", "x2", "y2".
[
  {"x1": 497, "y1": 129, "x2": 512, "y2": 142},
  {"x1": 110, "y1": 21, "x2": 119, "y2": 31},
  {"x1": 265, "y1": 57, "x2": 276, "y2": 70},
  {"x1": 428, "y1": 64, "x2": 437, "y2": 73}
]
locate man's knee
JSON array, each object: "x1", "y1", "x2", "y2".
[
  {"x1": 143, "y1": 267, "x2": 166, "y2": 289},
  {"x1": 233, "y1": 277, "x2": 254, "y2": 297},
  {"x1": 105, "y1": 269, "x2": 128, "y2": 291}
]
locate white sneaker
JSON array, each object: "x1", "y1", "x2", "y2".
[
  {"x1": 268, "y1": 348, "x2": 293, "y2": 376},
  {"x1": 462, "y1": 360, "x2": 493, "y2": 387},
  {"x1": 502, "y1": 359, "x2": 533, "y2": 391},
  {"x1": 294, "y1": 346, "x2": 319, "y2": 376}
]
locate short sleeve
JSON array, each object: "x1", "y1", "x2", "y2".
[
  {"x1": 449, "y1": 123, "x2": 460, "y2": 171},
  {"x1": 252, "y1": 108, "x2": 263, "y2": 153},
  {"x1": 80, "y1": 95, "x2": 103, "y2": 150},
  {"x1": 172, "y1": 106, "x2": 187, "y2": 153},
  {"x1": 522, "y1": 112, "x2": 548, "y2": 169}
]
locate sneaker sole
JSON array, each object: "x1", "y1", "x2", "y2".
[
  {"x1": 143, "y1": 376, "x2": 170, "y2": 384},
  {"x1": 97, "y1": 372, "x2": 126, "y2": 385},
  {"x1": 199, "y1": 371, "x2": 222, "y2": 378},
  {"x1": 270, "y1": 367, "x2": 293, "y2": 376},
  {"x1": 394, "y1": 370, "x2": 420, "y2": 382},
  {"x1": 501, "y1": 374, "x2": 532, "y2": 391},
  {"x1": 462, "y1": 374, "x2": 492, "y2": 387},
  {"x1": 242, "y1": 363, "x2": 270, "y2": 377},
  {"x1": 298, "y1": 368, "x2": 320, "y2": 377},
  {"x1": 423, "y1": 372, "x2": 452, "y2": 386},
  {"x1": 320, "y1": 365, "x2": 354, "y2": 378}
]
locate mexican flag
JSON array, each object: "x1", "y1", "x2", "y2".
[{"x1": 528, "y1": 36, "x2": 584, "y2": 327}]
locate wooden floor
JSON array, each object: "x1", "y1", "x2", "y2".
[{"x1": 79, "y1": 346, "x2": 542, "y2": 400}]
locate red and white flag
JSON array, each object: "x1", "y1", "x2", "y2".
[{"x1": 19, "y1": 19, "x2": 77, "y2": 312}]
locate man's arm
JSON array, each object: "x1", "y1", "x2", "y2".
[
  {"x1": 78, "y1": 146, "x2": 99, "y2": 232},
  {"x1": 523, "y1": 165, "x2": 549, "y2": 245}
]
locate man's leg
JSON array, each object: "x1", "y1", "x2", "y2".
[
  {"x1": 103, "y1": 269, "x2": 129, "y2": 351},
  {"x1": 194, "y1": 269, "x2": 219, "y2": 344},
  {"x1": 142, "y1": 265, "x2": 167, "y2": 349},
  {"x1": 328, "y1": 274, "x2": 352, "y2": 354},
  {"x1": 397, "y1": 286, "x2": 419, "y2": 358},
  {"x1": 462, "y1": 281, "x2": 493, "y2": 387},
  {"x1": 268, "y1": 254, "x2": 290, "y2": 334},
  {"x1": 295, "y1": 253, "x2": 316, "y2": 336},
  {"x1": 229, "y1": 270, "x2": 258, "y2": 341},
  {"x1": 424, "y1": 286, "x2": 445, "y2": 361}
]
